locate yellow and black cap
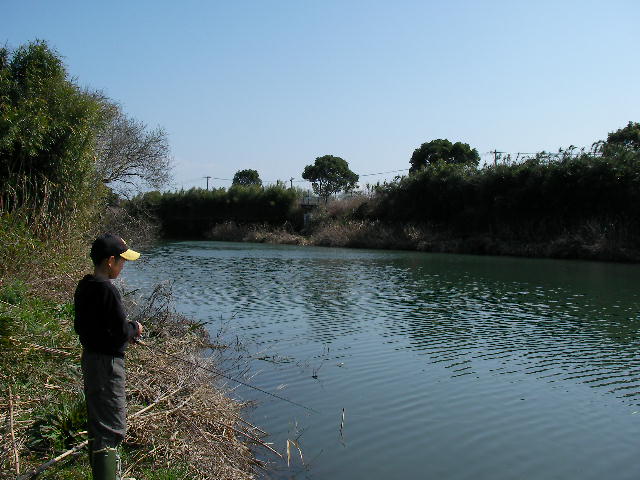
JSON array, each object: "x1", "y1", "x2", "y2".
[{"x1": 90, "y1": 233, "x2": 140, "y2": 263}]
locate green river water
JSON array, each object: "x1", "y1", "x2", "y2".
[{"x1": 122, "y1": 241, "x2": 640, "y2": 479}]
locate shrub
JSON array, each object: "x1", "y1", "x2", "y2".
[
  {"x1": 27, "y1": 394, "x2": 87, "y2": 453},
  {"x1": 371, "y1": 150, "x2": 640, "y2": 240},
  {"x1": 129, "y1": 185, "x2": 299, "y2": 238}
]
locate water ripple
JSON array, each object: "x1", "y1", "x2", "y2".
[{"x1": 123, "y1": 242, "x2": 640, "y2": 480}]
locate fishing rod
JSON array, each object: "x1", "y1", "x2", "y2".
[{"x1": 136, "y1": 339, "x2": 319, "y2": 414}]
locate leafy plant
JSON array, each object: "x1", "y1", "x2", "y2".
[
  {"x1": 0, "y1": 280, "x2": 27, "y2": 305},
  {"x1": 27, "y1": 394, "x2": 87, "y2": 452}
]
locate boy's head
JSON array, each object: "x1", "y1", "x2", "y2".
[{"x1": 90, "y1": 234, "x2": 140, "y2": 273}]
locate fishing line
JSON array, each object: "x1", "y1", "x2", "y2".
[{"x1": 136, "y1": 340, "x2": 319, "y2": 414}]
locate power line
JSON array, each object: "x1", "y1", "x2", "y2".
[
  {"x1": 194, "y1": 168, "x2": 410, "y2": 187},
  {"x1": 359, "y1": 168, "x2": 408, "y2": 178}
]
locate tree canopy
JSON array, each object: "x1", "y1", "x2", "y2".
[
  {"x1": 409, "y1": 139, "x2": 480, "y2": 173},
  {"x1": 232, "y1": 169, "x2": 262, "y2": 187},
  {"x1": 302, "y1": 155, "x2": 358, "y2": 202},
  {"x1": 604, "y1": 121, "x2": 640, "y2": 153}
]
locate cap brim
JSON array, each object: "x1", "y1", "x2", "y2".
[{"x1": 120, "y1": 249, "x2": 140, "y2": 261}]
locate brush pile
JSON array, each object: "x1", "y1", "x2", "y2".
[{"x1": 124, "y1": 283, "x2": 272, "y2": 479}]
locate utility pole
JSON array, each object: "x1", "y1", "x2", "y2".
[
  {"x1": 204, "y1": 176, "x2": 211, "y2": 190},
  {"x1": 290, "y1": 177, "x2": 294, "y2": 189},
  {"x1": 491, "y1": 150, "x2": 505, "y2": 166}
]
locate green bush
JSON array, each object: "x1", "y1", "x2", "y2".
[
  {"x1": 371, "y1": 149, "x2": 640, "y2": 239},
  {"x1": 0, "y1": 41, "x2": 104, "y2": 217},
  {"x1": 129, "y1": 185, "x2": 300, "y2": 238}
]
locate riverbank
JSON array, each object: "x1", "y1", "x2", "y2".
[
  {"x1": 0, "y1": 276, "x2": 267, "y2": 479},
  {"x1": 204, "y1": 217, "x2": 640, "y2": 263}
]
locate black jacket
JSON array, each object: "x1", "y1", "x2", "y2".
[{"x1": 74, "y1": 275, "x2": 137, "y2": 357}]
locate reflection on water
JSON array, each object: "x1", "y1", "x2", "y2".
[{"x1": 123, "y1": 241, "x2": 640, "y2": 480}]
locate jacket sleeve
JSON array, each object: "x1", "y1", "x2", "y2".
[{"x1": 105, "y1": 285, "x2": 138, "y2": 347}]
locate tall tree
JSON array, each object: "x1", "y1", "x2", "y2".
[
  {"x1": 232, "y1": 169, "x2": 262, "y2": 187},
  {"x1": 302, "y1": 155, "x2": 359, "y2": 202},
  {"x1": 0, "y1": 40, "x2": 102, "y2": 209},
  {"x1": 409, "y1": 139, "x2": 480, "y2": 173}
]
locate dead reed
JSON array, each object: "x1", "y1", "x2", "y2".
[{"x1": 208, "y1": 221, "x2": 307, "y2": 246}]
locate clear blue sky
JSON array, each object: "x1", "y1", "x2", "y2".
[{"x1": 3, "y1": 0, "x2": 639, "y2": 190}]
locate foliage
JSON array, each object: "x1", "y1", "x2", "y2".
[
  {"x1": 0, "y1": 175, "x2": 104, "y2": 286},
  {"x1": 27, "y1": 394, "x2": 87, "y2": 452},
  {"x1": 0, "y1": 279, "x2": 27, "y2": 305},
  {"x1": 93, "y1": 97, "x2": 172, "y2": 195},
  {"x1": 603, "y1": 121, "x2": 640, "y2": 153},
  {"x1": 409, "y1": 138, "x2": 480, "y2": 173},
  {"x1": 373, "y1": 149, "x2": 640, "y2": 240},
  {"x1": 302, "y1": 155, "x2": 359, "y2": 202},
  {"x1": 0, "y1": 41, "x2": 109, "y2": 286},
  {"x1": 232, "y1": 168, "x2": 262, "y2": 187},
  {"x1": 0, "y1": 40, "x2": 103, "y2": 211},
  {"x1": 129, "y1": 184, "x2": 299, "y2": 238}
]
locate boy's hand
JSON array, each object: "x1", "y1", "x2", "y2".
[{"x1": 131, "y1": 321, "x2": 143, "y2": 343}]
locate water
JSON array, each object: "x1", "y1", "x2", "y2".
[{"x1": 122, "y1": 241, "x2": 640, "y2": 479}]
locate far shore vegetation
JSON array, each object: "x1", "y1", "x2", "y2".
[{"x1": 128, "y1": 122, "x2": 640, "y2": 263}]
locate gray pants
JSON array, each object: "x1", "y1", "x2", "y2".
[{"x1": 81, "y1": 350, "x2": 127, "y2": 451}]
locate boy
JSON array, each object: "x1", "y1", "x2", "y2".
[{"x1": 74, "y1": 233, "x2": 143, "y2": 480}]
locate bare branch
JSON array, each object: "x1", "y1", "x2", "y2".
[{"x1": 94, "y1": 101, "x2": 172, "y2": 195}]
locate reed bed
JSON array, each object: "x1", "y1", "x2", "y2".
[
  {"x1": 0, "y1": 176, "x2": 100, "y2": 293},
  {"x1": 207, "y1": 221, "x2": 307, "y2": 245}
]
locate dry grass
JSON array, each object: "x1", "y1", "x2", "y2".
[
  {"x1": 309, "y1": 220, "x2": 427, "y2": 250},
  {"x1": 323, "y1": 196, "x2": 368, "y2": 219},
  {"x1": 0, "y1": 176, "x2": 102, "y2": 299},
  {"x1": 208, "y1": 221, "x2": 307, "y2": 246},
  {"x1": 304, "y1": 212, "x2": 640, "y2": 261},
  {"x1": 245, "y1": 229, "x2": 306, "y2": 245},
  {"x1": 124, "y1": 333, "x2": 262, "y2": 479}
]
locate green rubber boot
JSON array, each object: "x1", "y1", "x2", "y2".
[{"x1": 91, "y1": 447, "x2": 118, "y2": 480}]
